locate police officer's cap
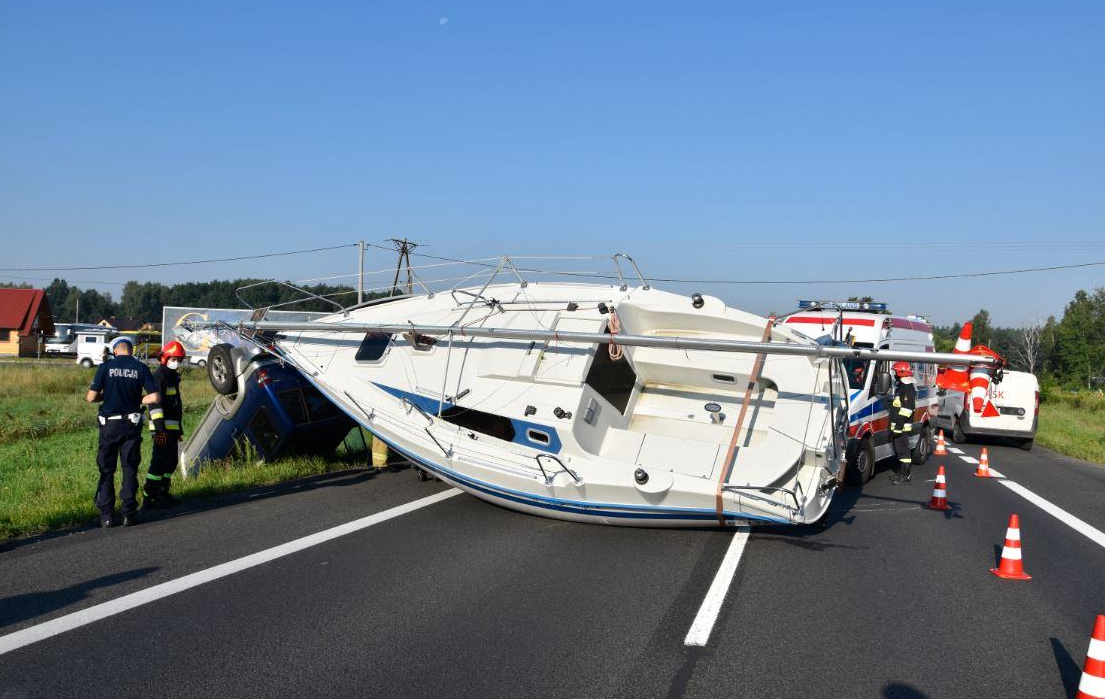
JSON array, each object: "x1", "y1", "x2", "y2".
[{"x1": 109, "y1": 336, "x2": 135, "y2": 352}]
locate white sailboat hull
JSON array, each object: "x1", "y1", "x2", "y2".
[{"x1": 271, "y1": 282, "x2": 847, "y2": 528}]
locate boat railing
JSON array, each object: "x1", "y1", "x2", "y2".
[
  {"x1": 534, "y1": 453, "x2": 583, "y2": 486},
  {"x1": 611, "y1": 253, "x2": 650, "y2": 291}
]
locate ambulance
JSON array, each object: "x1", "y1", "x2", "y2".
[
  {"x1": 936, "y1": 369, "x2": 1039, "y2": 450},
  {"x1": 782, "y1": 301, "x2": 937, "y2": 484}
]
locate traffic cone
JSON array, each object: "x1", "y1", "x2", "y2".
[
  {"x1": 991, "y1": 514, "x2": 1031, "y2": 580},
  {"x1": 926, "y1": 465, "x2": 950, "y2": 510},
  {"x1": 936, "y1": 323, "x2": 973, "y2": 392},
  {"x1": 1076, "y1": 614, "x2": 1105, "y2": 699},
  {"x1": 934, "y1": 430, "x2": 948, "y2": 456},
  {"x1": 974, "y1": 447, "x2": 992, "y2": 478}
]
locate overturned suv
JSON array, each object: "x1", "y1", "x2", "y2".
[{"x1": 180, "y1": 343, "x2": 359, "y2": 477}]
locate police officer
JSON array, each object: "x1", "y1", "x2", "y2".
[
  {"x1": 889, "y1": 361, "x2": 917, "y2": 485},
  {"x1": 143, "y1": 341, "x2": 186, "y2": 509},
  {"x1": 86, "y1": 336, "x2": 159, "y2": 527}
]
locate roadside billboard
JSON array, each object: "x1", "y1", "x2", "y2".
[{"x1": 161, "y1": 306, "x2": 328, "y2": 362}]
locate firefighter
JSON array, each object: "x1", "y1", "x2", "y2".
[
  {"x1": 144, "y1": 341, "x2": 186, "y2": 508},
  {"x1": 86, "y1": 336, "x2": 159, "y2": 527},
  {"x1": 889, "y1": 360, "x2": 917, "y2": 485}
]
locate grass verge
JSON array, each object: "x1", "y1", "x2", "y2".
[
  {"x1": 0, "y1": 364, "x2": 369, "y2": 541},
  {"x1": 1036, "y1": 399, "x2": 1105, "y2": 465}
]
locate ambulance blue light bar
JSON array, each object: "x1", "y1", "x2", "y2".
[{"x1": 798, "y1": 300, "x2": 889, "y2": 312}]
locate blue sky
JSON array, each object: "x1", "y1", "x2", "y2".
[{"x1": 2, "y1": 0, "x2": 1102, "y2": 325}]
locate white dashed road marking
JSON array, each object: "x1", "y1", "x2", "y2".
[
  {"x1": 998, "y1": 480, "x2": 1105, "y2": 551},
  {"x1": 0, "y1": 489, "x2": 461, "y2": 657},
  {"x1": 960, "y1": 456, "x2": 978, "y2": 464},
  {"x1": 948, "y1": 447, "x2": 964, "y2": 454},
  {"x1": 685, "y1": 527, "x2": 751, "y2": 646}
]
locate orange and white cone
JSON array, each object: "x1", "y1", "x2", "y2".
[
  {"x1": 991, "y1": 514, "x2": 1031, "y2": 580},
  {"x1": 926, "y1": 465, "x2": 950, "y2": 510},
  {"x1": 974, "y1": 447, "x2": 992, "y2": 478},
  {"x1": 934, "y1": 430, "x2": 948, "y2": 456},
  {"x1": 1076, "y1": 614, "x2": 1105, "y2": 699},
  {"x1": 937, "y1": 323, "x2": 973, "y2": 392}
]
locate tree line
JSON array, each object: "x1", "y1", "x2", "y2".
[
  {"x1": 933, "y1": 288, "x2": 1105, "y2": 390},
  {"x1": 5, "y1": 279, "x2": 1102, "y2": 388},
  {"x1": 1, "y1": 278, "x2": 385, "y2": 325}
]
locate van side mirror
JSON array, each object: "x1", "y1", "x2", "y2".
[{"x1": 875, "y1": 372, "x2": 893, "y2": 395}]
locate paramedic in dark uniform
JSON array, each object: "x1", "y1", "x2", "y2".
[
  {"x1": 143, "y1": 341, "x2": 186, "y2": 509},
  {"x1": 889, "y1": 361, "x2": 917, "y2": 485},
  {"x1": 86, "y1": 336, "x2": 159, "y2": 527}
]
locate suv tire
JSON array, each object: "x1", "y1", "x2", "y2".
[{"x1": 207, "y1": 343, "x2": 238, "y2": 395}]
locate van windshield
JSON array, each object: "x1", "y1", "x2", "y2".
[{"x1": 842, "y1": 342, "x2": 873, "y2": 390}]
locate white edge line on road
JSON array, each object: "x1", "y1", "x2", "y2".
[
  {"x1": 0, "y1": 489, "x2": 461, "y2": 657},
  {"x1": 684, "y1": 526, "x2": 750, "y2": 647},
  {"x1": 998, "y1": 480, "x2": 1105, "y2": 550}
]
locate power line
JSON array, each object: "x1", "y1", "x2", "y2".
[
  {"x1": 0, "y1": 243, "x2": 357, "y2": 272},
  {"x1": 402, "y1": 250, "x2": 1105, "y2": 285}
]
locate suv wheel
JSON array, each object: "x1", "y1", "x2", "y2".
[{"x1": 207, "y1": 343, "x2": 237, "y2": 395}]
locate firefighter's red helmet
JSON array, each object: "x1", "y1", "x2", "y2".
[
  {"x1": 892, "y1": 361, "x2": 913, "y2": 378},
  {"x1": 160, "y1": 340, "x2": 186, "y2": 365}
]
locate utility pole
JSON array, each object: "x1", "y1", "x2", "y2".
[
  {"x1": 75, "y1": 288, "x2": 80, "y2": 324},
  {"x1": 387, "y1": 238, "x2": 419, "y2": 296},
  {"x1": 357, "y1": 240, "x2": 365, "y2": 306}
]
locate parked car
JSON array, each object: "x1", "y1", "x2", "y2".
[
  {"x1": 936, "y1": 369, "x2": 1039, "y2": 450},
  {"x1": 181, "y1": 343, "x2": 360, "y2": 476}
]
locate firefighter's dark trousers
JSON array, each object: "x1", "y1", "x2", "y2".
[
  {"x1": 892, "y1": 431, "x2": 911, "y2": 472},
  {"x1": 146, "y1": 439, "x2": 179, "y2": 493},
  {"x1": 96, "y1": 420, "x2": 143, "y2": 517}
]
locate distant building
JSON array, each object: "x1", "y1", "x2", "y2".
[
  {"x1": 96, "y1": 317, "x2": 159, "y2": 332},
  {"x1": 0, "y1": 289, "x2": 55, "y2": 357}
]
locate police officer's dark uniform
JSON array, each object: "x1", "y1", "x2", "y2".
[
  {"x1": 144, "y1": 354, "x2": 184, "y2": 508},
  {"x1": 89, "y1": 337, "x2": 157, "y2": 526},
  {"x1": 889, "y1": 361, "x2": 917, "y2": 485}
]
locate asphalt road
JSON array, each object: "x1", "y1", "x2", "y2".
[{"x1": 1, "y1": 442, "x2": 1102, "y2": 698}]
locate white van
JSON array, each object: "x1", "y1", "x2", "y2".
[
  {"x1": 936, "y1": 369, "x2": 1039, "y2": 450},
  {"x1": 75, "y1": 330, "x2": 115, "y2": 367}
]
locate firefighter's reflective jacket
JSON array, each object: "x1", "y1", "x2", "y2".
[
  {"x1": 148, "y1": 366, "x2": 184, "y2": 437},
  {"x1": 889, "y1": 381, "x2": 917, "y2": 434}
]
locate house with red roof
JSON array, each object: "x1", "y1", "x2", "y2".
[{"x1": 0, "y1": 289, "x2": 55, "y2": 357}]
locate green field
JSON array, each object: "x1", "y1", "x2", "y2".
[
  {"x1": 1036, "y1": 389, "x2": 1105, "y2": 464},
  {"x1": 0, "y1": 363, "x2": 370, "y2": 541}
]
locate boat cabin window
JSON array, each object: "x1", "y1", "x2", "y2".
[
  {"x1": 440, "y1": 405, "x2": 516, "y2": 442},
  {"x1": 584, "y1": 337, "x2": 637, "y2": 414},
  {"x1": 356, "y1": 333, "x2": 391, "y2": 362}
]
